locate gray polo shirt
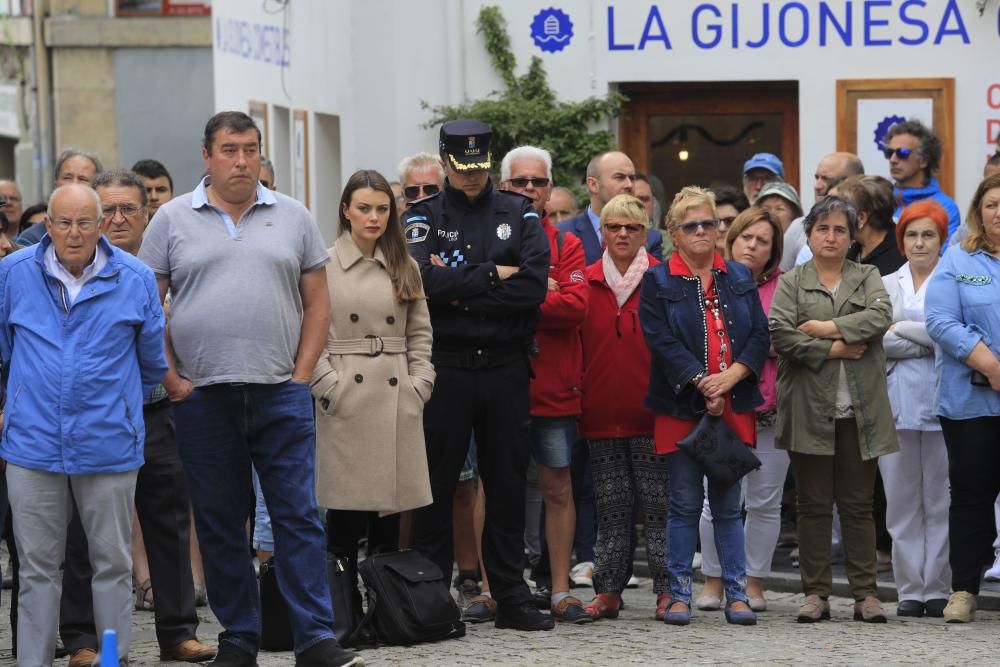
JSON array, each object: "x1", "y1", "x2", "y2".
[{"x1": 139, "y1": 179, "x2": 329, "y2": 386}]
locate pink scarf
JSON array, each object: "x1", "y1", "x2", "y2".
[{"x1": 603, "y1": 248, "x2": 649, "y2": 307}]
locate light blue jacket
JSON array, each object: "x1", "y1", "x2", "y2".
[
  {"x1": 925, "y1": 247, "x2": 1000, "y2": 420},
  {"x1": 0, "y1": 236, "x2": 168, "y2": 474}
]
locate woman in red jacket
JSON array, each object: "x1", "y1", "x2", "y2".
[{"x1": 579, "y1": 194, "x2": 669, "y2": 621}]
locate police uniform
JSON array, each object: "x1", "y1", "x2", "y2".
[{"x1": 404, "y1": 120, "x2": 549, "y2": 611}]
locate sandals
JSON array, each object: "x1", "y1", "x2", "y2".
[
  {"x1": 134, "y1": 578, "x2": 154, "y2": 611},
  {"x1": 655, "y1": 592, "x2": 673, "y2": 621},
  {"x1": 583, "y1": 593, "x2": 621, "y2": 620}
]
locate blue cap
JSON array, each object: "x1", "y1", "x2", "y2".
[{"x1": 742, "y1": 153, "x2": 784, "y2": 179}]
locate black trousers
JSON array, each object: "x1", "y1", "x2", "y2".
[
  {"x1": 326, "y1": 509, "x2": 400, "y2": 559},
  {"x1": 60, "y1": 402, "x2": 199, "y2": 650},
  {"x1": 941, "y1": 416, "x2": 1000, "y2": 595},
  {"x1": 412, "y1": 359, "x2": 533, "y2": 606}
]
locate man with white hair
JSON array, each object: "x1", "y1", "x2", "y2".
[
  {"x1": 0, "y1": 183, "x2": 167, "y2": 664},
  {"x1": 499, "y1": 146, "x2": 591, "y2": 624},
  {"x1": 398, "y1": 151, "x2": 445, "y2": 212}
]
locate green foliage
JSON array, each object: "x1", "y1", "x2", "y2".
[{"x1": 423, "y1": 5, "x2": 625, "y2": 203}]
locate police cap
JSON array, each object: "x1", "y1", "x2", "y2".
[{"x1": 440, "y1": 119, "x2": 492, "y2": 172}]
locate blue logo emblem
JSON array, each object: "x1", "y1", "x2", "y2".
[
  {"x1": 874, "y1": 114, "x2": 906, "y2": 150},
  {"x1": 530, "y1": 8, "x2": 573, "y2": 53}
]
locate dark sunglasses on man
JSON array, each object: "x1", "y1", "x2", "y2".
[
  {"x1": 882, "y1": 146, "x2": 913, "y2": 160},
  {"x1": 403, "y1": 183, "x2": 440, "y2": 201},
  {"x1": 506, "y1": 177, "x2": 551, "y2": 189}
]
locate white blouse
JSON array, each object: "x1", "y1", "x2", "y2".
[{"x1": 882, "y1": 262, "x2": 940, "y2": 432}]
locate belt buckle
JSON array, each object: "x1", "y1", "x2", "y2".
[{"x1": 364, "y1": 334, "x2": 384, "y2": 357}]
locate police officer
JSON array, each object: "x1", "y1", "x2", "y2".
[{"x1": 405, "y1": 119, "x2": 552, "y2": 631}]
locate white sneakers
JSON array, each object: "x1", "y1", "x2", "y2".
[
  {"x1": 570, "y1": 561, "x2": 594, "y2": 587},
  {"x1": 984, "y1": 551, "x2": 1000, "y2": 581}
]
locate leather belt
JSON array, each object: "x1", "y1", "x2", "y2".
[{"x1": 328, "y1": 335, "x2": 407, "y2": 357}]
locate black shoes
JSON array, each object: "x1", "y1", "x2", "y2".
[
  {"x1": 924, "y1": 598, "x2": 948, "y2": 618},
  {"x1": 531, "y1": 584, "x2": 552, "y2": 610},
  {"x1": 295, "y1": 638, "x2": 365, "y2": 667},
  {"x1": 896, "y1": 599, "x2": 925, "y2": 617},
  {"x1": 208, "y1": 642, "x2": 258, "y2": 667},
  {"x1": 495, "y1": 603, "x2": 555, "y2": 631}
]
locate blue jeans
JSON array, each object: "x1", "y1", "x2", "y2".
[
  {"x1": 667, "y1": 451, "x2": 747, "y2": 605},
  {"x1": 174, "y1": 381, "x2": 334, "y2": 654}
]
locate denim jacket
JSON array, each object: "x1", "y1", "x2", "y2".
[{"x1": 639, "y1": 258, "x2": 769, "y2": 419}]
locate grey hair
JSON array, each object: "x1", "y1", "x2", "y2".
[
  {"x1": 93, "y1": 168, "x2": 148, "y2": 207},
  {"x1": 803, "y1": 195, "x2": 858, "y2": 240},
  {"x1": 398, "y1": 152, "x2": 444, "y2": 184},
  {"x1": 54, "y1": 148, "x2": 103, "y2": 182},
  {"x1": 260, "y1": 155, "x2": 275, "y2": 178},
  {"x1": 47, "y1": 183, "x2": 103, "y2": 221},
  {"x1": 500, "y1": 145, "x2": 552, "y2": 181}
]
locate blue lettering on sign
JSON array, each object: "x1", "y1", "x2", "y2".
[
  {"x1": 779, "y1": 2, "x2": 809, "y2": 47},
  {"x1": 215, "y1": 16, "x2": 291, "y2": 68},
  {"x1": 819, "y1": 2, "x2": 852, "y2": 45},
  {"x1": 692, "y1": 4, "x2": 722, "y2": 49},
  {"x1": 605, "y1": 1, "x2": 972, "y2": 52},
  {"x1": 934, "y1": 0, "x2": 970, "y2": 44},
  {"x1": 639, "y1": 6, "x2": 673, "y2": 49}
]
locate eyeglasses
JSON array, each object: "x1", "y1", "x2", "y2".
[
  {"x1": 719, "y1": 216, "x2": 737, "y2": 226},
  {"x1": 101, "y1": 204, "x2": 143, "y2": 218},
  {"x1": 677, "y1": 219, "x2": 720, "y2": 235},
  {"x1": 882, "y1": 146, "x2": 913, "y2": 160},
  {"x1": 403, "y1": 183, "x2": 440, "y2": 200},
  {"x1": 51, "y1": 219, "x2": 98, "y2": 232},
  {"x1": 507, "y1": 177, "x2": 551, "y2": 189},
  {"x1": 604, "y1": 223, "x2": 644, "y2": 234}
]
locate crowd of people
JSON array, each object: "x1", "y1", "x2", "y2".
[{"x1": 0, "y1": 109, "x2": 997, "y2": 666}]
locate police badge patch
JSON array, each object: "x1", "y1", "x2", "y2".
[
  {"x1": 404, "y1": 218, "x2": 430, "y2": 244},
  {"x1": 496, "y1": 223, "x2": 512, "y2": 240}
]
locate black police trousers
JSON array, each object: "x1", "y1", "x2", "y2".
[{"x1": 412, "y1": 356, "x2": 534, "y2": 607}]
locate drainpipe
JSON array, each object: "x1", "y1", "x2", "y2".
[{"x1": 31, "y1": 0, "x2": 52, "y2": 201}]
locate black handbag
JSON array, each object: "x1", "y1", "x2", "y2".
[
  {"x1": 676, "y1": 413, "x2": 761, "y2": 486},
  {"x1": 353, "y1": 549, "x2": 465, "y2": 646}
]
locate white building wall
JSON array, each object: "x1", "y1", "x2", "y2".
[{"x1": 212, "y1": 0, "x2": 1000, "y2": 242}]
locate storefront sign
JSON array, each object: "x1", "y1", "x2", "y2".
[{"x1": 215, "y1": 16, "x2": 290, "y2": 68}]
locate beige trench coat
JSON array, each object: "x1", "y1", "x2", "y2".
[
  {"x1": 769, "y1": 260, "x2": 898, "y2": 461},
  {"x1": 310, "y1": 233, "x2": 435, "y2": 513}
]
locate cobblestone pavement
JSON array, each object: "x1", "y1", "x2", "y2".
[{"x1": 1, "y1": 579, "x2": 998, "y2": 666}]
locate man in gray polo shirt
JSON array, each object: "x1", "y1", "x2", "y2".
[{"x1": 139, "y1": 111, "x2": 361, "y2": 667}]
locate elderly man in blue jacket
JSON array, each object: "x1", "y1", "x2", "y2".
[{"x1": 0, "y1": 183, "x2": 167, "y2": 666}]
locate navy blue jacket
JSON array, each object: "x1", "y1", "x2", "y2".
[
  {"x1": 638, "y1": 259, "x2": 769, "y2": 419},
  {"x1": 403, "y1": 179, "x2": 549, "y2": 349},
  {"x1": 557, "y1": 210, "x2": 664, "y2": 265}
]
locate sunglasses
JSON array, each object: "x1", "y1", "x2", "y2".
[
  {"x1": 403, "y1": 183, "x2": 440, "y2": 200},
  {"x1": 604, "y1": 223, "x2": 644, "y2": 234},
  {"x1": 719, "y1": 216, "x2": 737, "y2": 226},
  {"x1": 882, "y1": 146, "x2": 913, "y2": 160},
  {"x1": 507, "y1": 177, "x2": 551, "y2": 189},
  {"x1": 677, "y1": 219, "x2": 719, "y2": 235}
]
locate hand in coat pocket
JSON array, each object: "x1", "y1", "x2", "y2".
[
  {"x1": 311, "y1": 357, "x2": 341, "y2": 415},
  {"x1": 410, "y1": 375, "x2": 434, "y2": 404}
]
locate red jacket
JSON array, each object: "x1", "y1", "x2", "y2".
[
  {"x1": 578, "y1": 254, "x2": 659, "y2": 439},
  {"x1": 530, "y1": 216, "x2": 589, "y2": 417}
]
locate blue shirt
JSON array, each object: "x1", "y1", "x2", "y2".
[
  {"x1": 191, "y1": 178, "x2": 278, "y2": 238},
  {"x1": 925, "y1": 247, "x2": 1000, "y2": 420}
]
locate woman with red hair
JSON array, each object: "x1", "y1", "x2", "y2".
[{"x1": 879, "y1": 199, "x2": 951, "y2": 618}]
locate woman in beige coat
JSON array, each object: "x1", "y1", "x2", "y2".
[
  {"x1": 310, "y1": 169, "x2": 434, "y2": 584},
  {"x1": 769, "y1": 196, "x2": 896, "y2": 624}
]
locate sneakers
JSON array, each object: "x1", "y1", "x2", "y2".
[
  {"x1": 68, "y1": 648, "x2": 98, "y2": 667},
  {"x1": 796, "y1": 594, "x2": 830, "y2": 623},
  {"x1": 208, "y1": 642, "x2": 258, "y2": 667},
  {"x1": 625, "y1": 575, "x2": 640, "y2": 588},
  {"x1": 551, "y1": 595, "x2": 593, "y2": 624},
  {"x1": 853, "y1": 596, "x2": 887, "y2": 623},
  {"x1": 495, "y1": 603, "x2": 555, "y2": 631},
  {"x1": 295, "y1": 638, "x2": 364, "y2": 667},
  {"x1": 454, "y1": 576, "x2": 481, "y2": 607},
  {"x1": 570, "y1": 561, "x2": 594, "y2": 587},
  {"x1": 943, "y1": 591, "x2": 976, "y2": 623},
  {"x1": 984, "y1": 552, "x2": 1000, "y2": 581},
  {"x1": 462, "y1": 594, "x2": 497, "y2": 623}
]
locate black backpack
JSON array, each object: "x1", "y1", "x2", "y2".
[{"x1": 352, "y1": 549, "x2": 465, "y2": 646}]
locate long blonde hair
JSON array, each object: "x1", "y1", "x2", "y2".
[
  {"x1": 339, "y1": 169, "x2": 424, "y2": 303},
  {"x1": 962, "y1": 173, "x2": 1000, "y2": 254}
]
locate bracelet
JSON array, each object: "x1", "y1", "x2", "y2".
[{"x1": 689, "y1": 371, "x2": 706, "y2": 387}]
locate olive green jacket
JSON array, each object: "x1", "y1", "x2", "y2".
[{"x1": 769, "y1": 261, "x2": 898, "y2": 460}]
